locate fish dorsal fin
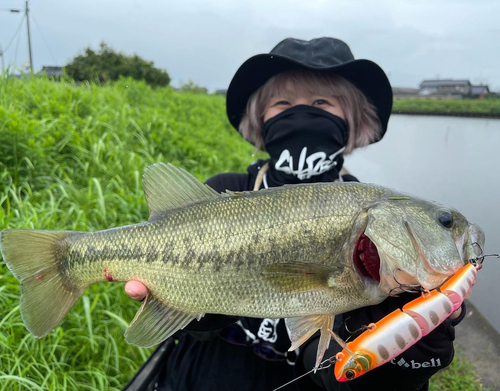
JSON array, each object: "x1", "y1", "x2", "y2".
[{"x1": 143, "y1": 163, "x2": 220, "y2": 218}]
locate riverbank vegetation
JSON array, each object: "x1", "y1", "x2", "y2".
[
  {"x1": 393, "y1": 98, "x2": 500, "y2": 116},
  {"x1": 0, "y1": 77, "x2": 487, "y2": 390},
  {"x1": 0, "y1": 76, "x2": 256, "y2": 390}
]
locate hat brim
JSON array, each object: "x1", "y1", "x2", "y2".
[{"x1": 226, "y1": 54, "x2": 393, "y2": 143}]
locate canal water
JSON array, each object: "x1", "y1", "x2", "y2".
[{"x1": 344, "y1": 114, "x2": 500, "y2": 332}]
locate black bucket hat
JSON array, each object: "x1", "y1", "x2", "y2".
[{"x1": 226, "y1": 37, "x2": 393, "y2": 143}]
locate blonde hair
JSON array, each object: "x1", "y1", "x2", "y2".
[{"x1": 239, "y1": 69, "x2": 382, "y2": 153}]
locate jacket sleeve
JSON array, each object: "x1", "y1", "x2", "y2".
[
  {"x1": 296, "y1": 294, "x2": 466, "y2": 391},
  {"x1": 204, "y1": 172, "x2": 251, "y2": 193}
]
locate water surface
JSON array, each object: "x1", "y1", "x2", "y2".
[{"x1": 345, "y1": 114, "x2": 500, "y2": 331}]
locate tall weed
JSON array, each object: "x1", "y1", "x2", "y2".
[{"x1": 0, "y1": 77, "x2": 260, "y2": 390}]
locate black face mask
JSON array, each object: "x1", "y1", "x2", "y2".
[{"x1": 262, "y1": 105, "x2": 348, "y2": 185}]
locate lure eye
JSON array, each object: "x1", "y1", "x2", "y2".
[
  {"x1": 438, "y1": 210, "x2": 454, "y2": 228},
  {"x1": 345, "y1": 369, "x2": 356, "y2": 380}
]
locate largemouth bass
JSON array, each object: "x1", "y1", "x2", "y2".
[{"x1": 0, "y1": 163, "x2": 485, "y2": 367}]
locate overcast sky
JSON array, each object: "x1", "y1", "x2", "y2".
[{"x1": 1, "y1": 0, "x2": 499, "y2": 92}]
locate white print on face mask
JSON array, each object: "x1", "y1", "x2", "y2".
[{"x1": 274, "y1": 146, "x2": 346, "y2": 180}]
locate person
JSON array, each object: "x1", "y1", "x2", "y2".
[{"x1": 122, "y1": 37, "x2": 465, "y2": 391}]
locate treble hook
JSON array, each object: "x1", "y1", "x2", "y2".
[
  {"x1": 469, "y1": 242, "x2": 499, "y2": 267},
  {"x1": 389, "y1": 268, "x2": 422, "y2": 297},
  {"x1": 343, "y1": 317, "x2": 373, "y2": 342},
  {"x1": 471, "y1": 242, "x2": 485, "y2": 265}
]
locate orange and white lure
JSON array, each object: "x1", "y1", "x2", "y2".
[{"x1": 333, "y1": 262, "x2": 479, "y2": 382}]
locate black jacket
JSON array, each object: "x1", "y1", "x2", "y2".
[{"x1": 123, "y1": 160, "x2": 465, "y2": 391}]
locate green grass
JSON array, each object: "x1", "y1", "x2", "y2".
[
  {"x1": 0, "y1": 76, "x2": 260, "y2": 390},
  {"x1": 0, "y1": 76, "x2": 488, "y2": 390},
  {"x1": 393, "y1": 98, "x2": 500, "y2": 115},
  {"x1": 430, "y1": 348, "x2": 489, "y2": 391}
]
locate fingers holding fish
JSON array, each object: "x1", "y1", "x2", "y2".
[
  {"x1": 125, "y1": 281, "x2": 149, "y2": 301},
  {"x1": 0, "y1": 163, "x2": 486, "y2": 371}
]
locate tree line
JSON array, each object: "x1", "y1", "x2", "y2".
[{"x1": 64, "y1": 42, "x2": 207, "y2": 93}]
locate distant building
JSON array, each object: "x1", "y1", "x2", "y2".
[
  {"x1": 10, "y1": 66, "x2": 63, "y2": 80},
  {"x1": 420, "y1": 79, "x2": 471, "y2": 96},
  {"x1": 10, "y1": 73, "x2": 30, "y2": 79},
  {"x1": 38, "y1": 66, "x2": 63, "y2": 78},
  {"x1": 392, "y1": 87, "x2": 420, "y2": 99},
  {"x1": 418, "y1": 79, "x2": 489, "y2": 99},
  {"x1": 470, "y1": 85, "x2": 490, "y2": 98}
]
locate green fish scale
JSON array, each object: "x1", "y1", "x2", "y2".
[{"x1": 66, "y1": 183, "x2": 390, "y2": 317}]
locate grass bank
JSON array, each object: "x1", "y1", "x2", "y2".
[
  {"x1": 0, "y1": 77, "x2": 487, "y2": 390},
  {"x1": 430, "y1": 348, "x2": 488, "y2": 391},
  {"x1": 393, "y1": 98, "x2": 500, "y2": 116},
  {"x1": 0, "y1": 76, "x2": 258, "y2": 390}
]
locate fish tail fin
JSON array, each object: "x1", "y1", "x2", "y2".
[{"x1": 0, "y1": 229, "x2": 85, "y2": 338}]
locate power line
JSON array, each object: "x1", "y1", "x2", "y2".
[
  {"x1": 13, "y1": 15, "x2": 23, "y2": 65},
  {"x1": 31, "y1": 13, "x2": 56, "y2": 64},
  {"x1": 3, "y1": 13, "x2": 26, "y2": 54},
  {"x1": 2, "y1": 1, "x2": 35, "y2": 72}
]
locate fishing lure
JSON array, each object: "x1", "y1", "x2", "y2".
[{"x1": 333, "y1": 262, "x2": 479, "y2": 382}]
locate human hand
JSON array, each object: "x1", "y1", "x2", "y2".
[{"x1": 125, "y1": 280, "x2": 149, "y2": 301}]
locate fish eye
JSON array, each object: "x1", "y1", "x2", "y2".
[
  {"x1": 345, "y1": 369, "x2": 356, "y2": 380},
  {"x1": 438, "y1": 210, "x2": 454, "y2": 228}
]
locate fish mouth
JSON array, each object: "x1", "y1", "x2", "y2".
[{"x1": 353, "y1": 233, "x2": 381, "y2": 282}]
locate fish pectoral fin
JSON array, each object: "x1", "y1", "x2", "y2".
[
  {"x1": 286, "y1": 314, "x2": 335, "y2": 369},
  {"x1": 124, "y1": 295, "x2": 201, "y2": 347},
  {"x1": 143, "y1": 163, "x2": 220, "y2": 219},
  {"x1": 262, "y1": 262, "x2": 338, "y2": 293}
]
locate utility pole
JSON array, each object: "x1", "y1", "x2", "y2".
[
  {"x1": 25, "y1": 1, "x2": 33, "y2": 72},
  {"x1": 1, "y1": 3, "x2": 33, "y2": 72}
]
